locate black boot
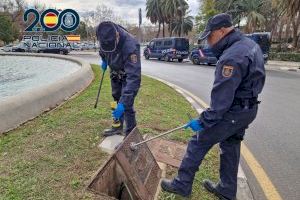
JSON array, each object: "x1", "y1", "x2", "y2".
[
  {"x1": 203, "y1": 179, "x2": 235, "y2": 200},
  {"x1": 161, "y1": 179, "x2": 191, "y2": 198},
  {"x1": 102, "y1": 125, "x2": 123, "y2": 137}
]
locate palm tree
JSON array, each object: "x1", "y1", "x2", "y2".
[
  {"x1": 282, "y1": 0, "x2": 300, "y2": 16},
  {"x1": 161, "y1": 0, "x2": 189, "y2": 36},
  {"x1": 177, "y1": 1, "x2": 189, "y2": 37},
  {"x1": 146, "y1": 0, "x2": 165, "y2": 37},
  {"x1": 215, "y1": 0, "x2": 266, "y2": 31},
  {"x1": 171, "y1": 13, "x2": 194, "y2": 37},
  {"x1": 146, "y1": 0, "x2": 194, "y2": 38},
  {"x1": 234, "y1": 0, "x2": 266, "y2": 32}
]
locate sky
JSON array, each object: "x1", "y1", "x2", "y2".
[{"x1": 24, "y1": 0, "x2": 200, "y2": 25}]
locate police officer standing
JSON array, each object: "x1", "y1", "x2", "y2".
[
  {"x1": 161, "y1": 13, "x2": 265, "y2": 200},
  {"x1": 96, "y1": 21, "x2": 141, "y2": 137}
]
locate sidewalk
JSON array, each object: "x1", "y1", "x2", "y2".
[
  {"x1": 266, "y1": 60, "x2": 300, "y2": 72},
  {"x1": 69, "y1": 51, "x2": 98, "y2": 56}
]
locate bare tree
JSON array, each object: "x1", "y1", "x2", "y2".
[
  {"x1": 291, "y1": 12, "x2": 300, "y2": 49},
  {"x1": 0, "y1": 0, "x2": 26, "y2": 21},
  {"x1": 81, "y1": 4, "x2": 126, "y2": 27},
  {"x1": 79, "y1": 3, "x2": 128, "y2": 40},
  {"x1": 276, "y1": 16, "x2": 286, "y2": 51},
  {"x1": 0, "y1": 0, "x2": 28, "y2": 41}
]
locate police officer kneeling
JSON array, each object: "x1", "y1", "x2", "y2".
[
  {"x1": 161, "y1": 13, "x2": 265, "y2": 200},
  {"x1": 96, "y1": 21, "x2": 141, "y2": 137}
]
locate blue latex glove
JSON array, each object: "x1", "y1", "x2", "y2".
[
  {"x1": 112, "y1": 103, "x2": 125, "y2": 120},
  {"x1": 185, "y1": 119, "x2": 203, "y2": 132},
  {"x1": 101, "y1": 59, "x2": 107, "y2": 71}
]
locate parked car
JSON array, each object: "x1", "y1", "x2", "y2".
[
  {"x1": 71, "y1": 43, "x2": 81, "y2": 51},
  {"x1": 87, "y1": 43, "x2": 96, "y2": 50},
  {"x1": 144, "y1": 37, "x2": 189, "y2": 62},
  {"x1": 12, "y1": 42, "x2": 30, "y2": 52},
  {"x1": 37, "y1": 47, "x2": 69, "y2": 55},
  {"x1": 80, "y1": 43, "x2": 89, "y2": 50},
  {"x1": 95, "y1": 42, "x2": 100, "y2": 49},
  {"x1": 189, "y1": 42, "x2": 218, "y2": 65},
  {"x1": 245, "y1": 32, "x2": 271, "y2": 63},
  {"x1": 2, "y1": 44, "x2": 14, "y2": 52},
  {"x1": 190, "y1": 32, "x2": 271, "y2": 66}
]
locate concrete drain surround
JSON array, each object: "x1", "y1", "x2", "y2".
[{"x1": 0, "y1": 53, "x2": 94, "y2": 134}]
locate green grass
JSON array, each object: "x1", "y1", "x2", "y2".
[{"x1": 0, "y1": 65, "x2": 219, "y2": 200}]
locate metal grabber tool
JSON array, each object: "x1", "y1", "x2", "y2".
[
  {"x1": 94, "y1": 70, "x2": 106, "y2": 109},
  {"x1": 130, "y1": 124, "x2": 187, "y2": 151}
]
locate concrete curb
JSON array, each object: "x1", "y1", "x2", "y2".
[
  {"x1": 145, "y1": 75, "x2": 254, "y2": 200},
  {"x1": 278, "y1": 66, "x2": 300, "y2": 72},
  {"x1": 266, "y1": 65, "x2": 300, "y2": 72},
  {"x1": 267, "y1": 60, "x2": 300, "y2": 68},
  {"x1": 0, "y1": 53, "x2": 94, "y2": 134},
  {"x1": 266, "y1": 60, "x2": 300, "y2": 72},
  {"x1": 69, "y1": 51, "x2": 98, "y2": 56}
]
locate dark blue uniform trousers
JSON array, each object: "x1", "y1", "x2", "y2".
[
  {"x1": 111, "y1": 77, "x2": 137, "y2": 136},
  {"x1": 173, "y1": 106, "x2": 258, "y2": 199}
]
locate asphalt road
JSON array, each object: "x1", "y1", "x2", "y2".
[{"x1": 73, "y1": 52, "x2": 300, "y2": 200}]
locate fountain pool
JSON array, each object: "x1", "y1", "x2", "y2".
[
  {"x1": 0, "y1": 53, "x2": 93, "y2": 134},
  {"x1": 0, "y1": 55, "x2": 81, "y2": 98}
]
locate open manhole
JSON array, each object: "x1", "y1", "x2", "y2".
[{"x1": 87, "y1": 128, "x2": 162, "y2": 200}]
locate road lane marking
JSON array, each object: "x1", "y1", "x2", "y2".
[
  {"x1": 145, "y1": 75, "x2": 283, "y2": 200},
  {"x1": 175, "y1": 88, "x2": 184, "y2": 94},
  {"x1": 185, "y1": 96, "x2": 195, "y2": 104},
  {"x1": 184, "y1": 86, "x2": 283, "y2": 200},
  {"x1": 241, "y1": 143, "x2": 283, "y2": 200},
  {"x1": 183, "y1": 87, "x2": 283, "y2": 200}
]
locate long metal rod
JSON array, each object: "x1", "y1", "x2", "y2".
[
  {"x1": 94, "y1": 70, "x2": 105, "y2": 109},
  {"x1": 131, "y1": 124, "x2": 186, "y2": 148}
]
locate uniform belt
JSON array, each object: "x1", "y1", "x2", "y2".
[
  {"x1": 232, "y1": 97, "x2": 260, "y2": 108},
  {"x1": 111, "y1": 70, "x2": 126, "y2": 80}
]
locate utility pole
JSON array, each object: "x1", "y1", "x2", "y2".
[
  {"x1": 178, "y1": 2, "x2": 184, "y2": 37},
  {"x1": 138, "y1": 8, "x2": 142, "y2": 43}
]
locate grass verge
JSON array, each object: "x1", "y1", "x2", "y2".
[{"x1": 0, "y1": 64, "x2": 219, "y2": 200}]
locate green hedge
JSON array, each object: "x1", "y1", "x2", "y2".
[{"x1": 269, "y1": 52, "x2": 300, "y2": 62}]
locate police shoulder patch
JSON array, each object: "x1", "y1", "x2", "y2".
[
  {"x1": 130, "y1": 54, "x2": 138, "y2": 64},
  {"x1": 222, "y1": 65, "x2": 234, "y2": 77}
]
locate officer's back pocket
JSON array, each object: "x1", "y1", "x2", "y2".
[{"x1": 224, "y1": 106, "x2": 258, "y2": 129}]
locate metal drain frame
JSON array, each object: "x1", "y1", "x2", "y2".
[{"x1": 87, "y1": 127, "x2": 162, "y2": 200}]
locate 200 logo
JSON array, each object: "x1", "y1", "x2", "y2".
[{"x1": 24, "y1": 9, "x2": 80, "y2": 32}]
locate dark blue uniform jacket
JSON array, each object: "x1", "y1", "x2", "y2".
[
  {"x1": 99, "y1": 25, "x2": 141, "y2": 108},
  {"x1": 200, "y1": 30, "x2": 265, "y2": 129}
]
